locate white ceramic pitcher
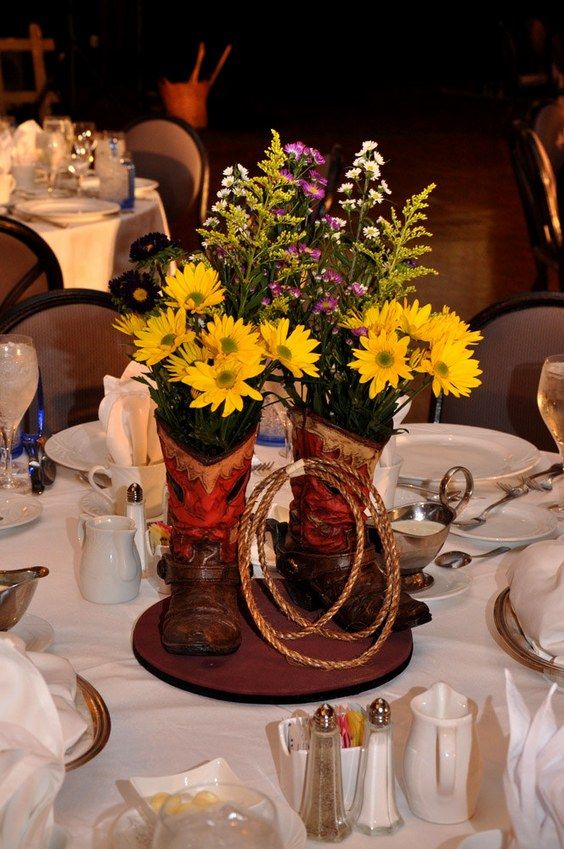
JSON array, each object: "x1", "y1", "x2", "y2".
[
  {"x1": 403, "y1": 682, "x2": 482, "y2": 824},
  {"x1": 78, "y1": 515, "x2": 141, "y2": 604}
]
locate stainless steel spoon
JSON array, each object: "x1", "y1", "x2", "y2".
[
  {"x1": 453, "y1": 484, "x2": 529, "y2": 530},
  {"x1": 435, "y1": 545, "x2": 510, "y2": 568}
]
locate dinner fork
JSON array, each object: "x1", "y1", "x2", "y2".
[
  {"x1": 454, "y1": 482, "x2": 529, "y2": 530},
  {"x1": 519, "y1": 463, "x2": 564, "y2": 491},
  {"x1": 253, "y1": 460, "x2": 275, "y2": 474}
]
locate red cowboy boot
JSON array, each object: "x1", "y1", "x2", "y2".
[
  {"x1": 274, "y1": 409, "x2": 431, "y2": 632},
  {"x1": 156, "y1": 420, "x2": 256, "y2": 655}
]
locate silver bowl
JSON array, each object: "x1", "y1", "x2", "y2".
[
  {"x1": 388, "y1": 466, "x2": 473, "y2": 592},
  {"x1": 0, "y1": 566, "x2": 49, "y2": 630}
]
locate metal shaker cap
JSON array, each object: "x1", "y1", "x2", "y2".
[
  {"x1": 313, "y1": 703, "x2": 336, "y2": 731},
  {"x1": 126, "y1": 483, "x2": 144, "y2": 503},
  {"x1": 368, "y1": 697, "x2": 391, "y2": 727}
]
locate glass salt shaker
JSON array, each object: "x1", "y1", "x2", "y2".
[
  {"x1": 299, "y1": 703, "x2": 351, "y2": 842},
  {"x1": 352, "y1": 697, "x2": 403, "y2": 835}
]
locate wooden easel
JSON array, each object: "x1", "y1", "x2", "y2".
[
  {"x1": 159, "y1": 42, "x2": 232, "y2": 129},
  {"x1": 0, "y1": 23, "x2": 56, "y2": 117}
]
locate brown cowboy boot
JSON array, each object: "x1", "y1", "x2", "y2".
[{"x1": 156, "y1": 420, "x2": 256, "y2": 655}]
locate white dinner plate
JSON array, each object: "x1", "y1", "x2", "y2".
[
  {"x1": 45, "y1": 421, "x2": 108, "y2": 472},
  {"x1": 450, "y1": 502, "x2": 557, "y2": 543},
  {"x1": 0, "y1": 494, "x2": 42, "y2": 530},
  {"x1": 396, "y1": 423, "x2": 539, "y2": 484},
  {"x1": 81, "y1": 175, "x2": 159, "y2": 198},
  {"x1": 10, "y1": 613, "x2": 55, "y2": 651},
  {"x1": 409, "y1": 564, "x2": 471, "y2": 601},
  {"x1": 14, "y1": 197, "x2": 120, "y2": 224}
]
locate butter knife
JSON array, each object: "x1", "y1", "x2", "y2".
[{"x1": 14, "y1": 210, "x2": 68, "y2": 229}]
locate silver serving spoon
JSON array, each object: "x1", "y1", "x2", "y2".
[{"x1": 435, "y1": 545, "x2": 510, "y2": 568}]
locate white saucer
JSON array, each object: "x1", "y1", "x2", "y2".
[
  {"x1": 10, "y1": 613, "x2": 55, "y2": 651},
  {"x1": 80, "y1": 491, "x2": 113, "y2": 517},
  {"x1": 451, "y1": 503, "x2": 557, "y2": 543},
  {"x1": 0, "y1": 494, "x2": 42, "y2": 530},
  {"x1": 459, "y1": 829, "x2": 505, "y2": 849},
  {"x1": 409, "y1": 564, "x2": 471, "y2": 601}
]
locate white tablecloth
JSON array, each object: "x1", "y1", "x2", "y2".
[
  {"x1": 3, "y1": 448, "x2": 563, "y2": 849},
  {"x1": 20, "y1": 193, "x2": 169, "y2": 291}
]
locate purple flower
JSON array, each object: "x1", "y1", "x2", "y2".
[
  {"x1": 287, "y1": 287, "x2": 301, "y2": 298},
  {"x1": 269, "y1": 282, "x2": 284, "y2": 296},
  {"x1": 279, "y1": 168, "x2": 296, "y2": 182},
  {"x1": 304, "y1": 147, "x2": 325, "y2": 165},
  {"x1": 322, "y1": 269, "x2": 343, "y2": 284},
  {"x1": 110, "y1": 270, "x2": 159, "y2": 313},
  {"x1": 299, "y1": 180, "x2": 325, "y2": 200},
  {"x1": 308, "y1": 247, "x2": 321, "y2": 260},
  {"x1": 349, "y1": 282, "x2": 368, "y2": 297},
  {"x1": 404, "y1": 258, "x2": 418, "y2": 268},
  {"x1": 129, "y1": 232, "x2": 179, "y2": 262},
  {"x1": 351, "y1": 326, "x2": 368, "y2": 337},
  {"x1": 286, "y1": 244, "x2": 299, "y2": 256},
  {"x1": 261, "y1": 296, "x2": 271, "y2": 306},
  {"x1": 284, "y1": 141, "x2": 306, "y2": 157},
  {"x1": 310, "y1": 169, "x2": 328, "y2": 187},
  {"x1": 313, "y1": 296, "x2": 339, "y2": 314},
  {"x1": 324, "y1": 215, "x2": 345, "y2": 231},
  {"x1": 274, "y1": 208, "x2": 286, "y2": 216}
]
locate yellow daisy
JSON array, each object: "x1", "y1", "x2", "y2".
[
  {"x1": 349, "y1": 330, "x2": 413, "y2": 398},
  {"x1": 113, "y1": 312, "x2": 146, "y2": 336},
  {"x1": 163, "y1": 262, "x2": 225, "y2": 314},
  {"x1": 422, "y1": 339, "x2": 482, "y2": 397},
  {"x1": 340, "y1": 301, "x2": 402, "y2": 335},
  {"x1": 400, "y1": 299, "x2": 433, "y2": 338},
  {"x1": 202, "y1": 314, "x2": 264, "y2": 364},
  {"x1": 184, "y1": 359, "x2": 264, "y2": 417},
  {"x1": 165, "y1": 340, "x2": 205, "y2": 381},
  {"x1": 133, "y1": 308, "x2": 195, "y2": 366},
  {"x1": 421, "y1": 308, "x2": 483, "y2": 347},
  {"x1": 259, "y1": 318, "x2": 320, "y2": 378}
]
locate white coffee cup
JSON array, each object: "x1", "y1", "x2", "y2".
[
  {"x1": 11, "y1": 163, "x2": 36, "y2": 191},
  {"x1": 87, "y1": 461, "x2": 166, "y2": 519},
  {"x1": 372, "y1": 453, "x2": 403, "y2": 509},
  {"x1": 0, "y1": 173, "x2": 15, "y2": 204}
]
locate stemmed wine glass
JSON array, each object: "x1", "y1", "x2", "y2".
[
  {"x1": 70, "y1": 122, "x2": 96, "y2": 194},
  {"x1": 0, "y1": 335, "x2": 39, "y2": 492},
  {"x1": 42, "y1": 130, "x2": 67, "y2": 192},
  {"x1": 537, "y1": 353, "x2": 564, "y2": 514}
]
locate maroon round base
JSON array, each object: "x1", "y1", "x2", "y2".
[{"x1": 132, "y1": 585, "x2": 413, "y2": 704}]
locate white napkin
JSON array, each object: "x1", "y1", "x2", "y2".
[
  {"x1": 507, "y1": 540, "x2": 564, "y2": 666},
  {"x1": 98, "y1": 362, "x2": 162, "y2": 466},
  {"x1": 379, "y1": 396, "x2": 411, "y2": 467},
  {"x1": 12, "y1": 120, "x2": 41, "y2": 166},
  {"x1": 503, "y1": 670, "x2": 564, "y2": 849},
  {"x1": 0, "y1": 129, "x2": 12, "y2": 174},
  {"x1": 0, "y1": 635, "x2": 65, "y2": 849}
]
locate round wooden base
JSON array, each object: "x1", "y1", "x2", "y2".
[{"x1": 132, "y1": 585, "x2": 413, "y2": 704}]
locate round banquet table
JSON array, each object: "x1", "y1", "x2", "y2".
[
  {"x1": 2, "y1": 442, "x2": 563, "y2": 849},
  {"x1": 10, "y1": 192, "x2": 169, "y2": 291}
]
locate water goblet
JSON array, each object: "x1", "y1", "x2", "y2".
[
  {"x1": 0, "y1": 335, "x2": 39, "y2": 492},
  {"x1": 151, "y1": 782, "x2": 283, "y2": 849},
  {"x1": 41, "y1": 130, "x2": 67, "y2": 192},
  {"x1": 537, "y1": 353, "x2": 564, "y2": 514}
]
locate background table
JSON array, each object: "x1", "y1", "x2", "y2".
[
  {"x1": 3, "y1": 447, "x2": 563, "y2": 848},
  {"x1": 16, "y1": 193, "x2": 169, "y2": 291}
]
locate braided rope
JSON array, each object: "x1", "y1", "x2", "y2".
[{"x1": 238, "y1": 457, "x2": 402, "y2": 669}]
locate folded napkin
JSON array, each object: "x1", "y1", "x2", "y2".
[
  {"x1": 378, "y1": 396, "x2": 411, "y2": 467},
  {"x1": 0, "y1": 634, "x2": 65, "y2": 849},
  {"x1": 98, "y1": 362, "x2": 162, "y2": 466},
  {"x1": 507, "y1": 540, "x2": 564, "y2": 666},
  {"x1": 12, "y1": 120, "x2": 41, "y2": 166},
  {"x1": 503, "y1": 670, "x2": 564, "y2": 849},
  {"x1": 0, "y1": 129, "x2": 12, "y2": 174}
]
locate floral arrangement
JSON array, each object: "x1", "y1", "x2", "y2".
[{"x1": 110, "y1": 132, "x2": 481, "y2": 454}]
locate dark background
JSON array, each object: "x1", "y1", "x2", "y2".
[{"x1": 1, "y1": 4, "x2": 563, "y2": 129}]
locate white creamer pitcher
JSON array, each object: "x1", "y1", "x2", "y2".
[
  {"x1": 403, "y1": 681, "x2": 482, "y2": 824},
  {"x1": 78, "y1": 515, "x2": 141, "y2": 604}
]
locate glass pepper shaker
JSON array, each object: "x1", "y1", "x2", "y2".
[
  {"x1": 299, "y1": 703, "x2": 351, "y2": 842},
  {"x1": 352, "y1": 697, "x2": 403, "y2": 835}
]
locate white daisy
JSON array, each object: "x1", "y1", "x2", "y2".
[
  {"x1": 345, "y1": 167, "x2": 361, "y2": 179},
  {"x1": 363, "y1": 225, "x2": 380, "y2": 239}
]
